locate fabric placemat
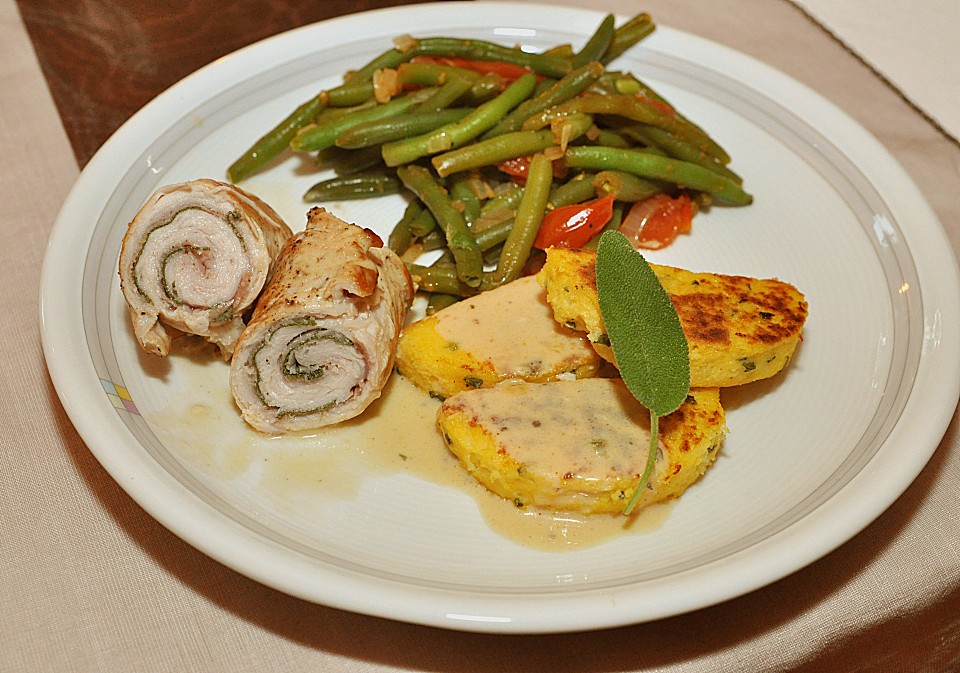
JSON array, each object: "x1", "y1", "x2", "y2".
[
  {"x1": 789, "y1": 0, "x2": 960, "y2": 143},
  {"x1": 4, "y1": 0, "x2": 959, "y2": 670}
]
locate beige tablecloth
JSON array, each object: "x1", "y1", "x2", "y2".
[
  {"x1": 791, "y1": 0, "x2": 960, "y2": 144},
  {"x1": 4, "y1": 0, "x2": 959, "y2": 670}
]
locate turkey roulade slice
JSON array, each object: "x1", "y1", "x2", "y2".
[
  {"x1": 119, "y1": 178, "x2": 292, "y2": 358},
  {"x1": 230, "y1": 208, "x2": 415, "y2": 433}
]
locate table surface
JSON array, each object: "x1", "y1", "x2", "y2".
[
  {"x1": 17, "y1": 0, "x2": 446, "y2": 167},
  {"x1": 5, "y1": 0, "x2": 960, "y2": 671}
]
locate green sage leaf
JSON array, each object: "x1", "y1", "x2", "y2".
[
  {"x1": 596, "y1": 230, "x2": 690, "y2": 514},
  {"x1": 596, "y1": 231, "x2": 690, "y2": 415}
]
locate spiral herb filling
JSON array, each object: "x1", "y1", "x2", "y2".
[
  {"x1": 228, "y1": 207, "x2": 414, "y2": 432},
  {"x1": 251, "y1": 321, "x2": 365, "y2": 418},
  {"x1": 119, "y1": 179, "x2": 293, "y2": 358}
]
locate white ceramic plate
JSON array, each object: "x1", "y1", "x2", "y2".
[{"x1": 40, "y1": 2, "x2": 960, "y2": 633}]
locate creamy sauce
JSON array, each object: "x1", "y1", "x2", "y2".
[
  {"x1": 474, "y1": 484, "x2": 673, "y2": 549},
  {"x1": 433, "y1": 275, "x2": 596, "y2": 379},
  {"x1": 450, "y1": 378, "x2": 658, "y2": 481},
  {"x1": 148, "y1": 355, "x2": 669, "y2": 551}
]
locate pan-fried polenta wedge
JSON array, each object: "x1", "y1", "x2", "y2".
[
  {"x1": 396, "y1": 275, "x2": 602, "y2": 398},
  {"x1": 537, "y1": 248, "x2": 808, "y2": 387},
  {"x1": 437, "y1": 378, "x2": 726, "y2": 514}
]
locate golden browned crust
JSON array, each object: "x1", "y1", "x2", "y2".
[{"x1": 536, "y1": 247, "x2": 808, "y2": 387}]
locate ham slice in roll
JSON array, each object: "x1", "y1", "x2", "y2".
[
  {"x1": 230, "y1": 207, "x2": 415, "y2": 433},
  {"x1": 119, "y1": 178, "x2": 292, "y2": 358}
]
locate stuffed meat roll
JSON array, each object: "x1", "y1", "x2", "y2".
[
  {"x1": 118, "y1": 178, "x2": 292, "y2": 358},
  {"x1": 230, "y1": 207, "x2": 415, "y2": 433}
]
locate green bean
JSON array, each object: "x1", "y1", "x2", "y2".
[
  {"x1": 408, "y1": 206, "x2": 438, "y2": 238},
  {"x1": 564, "y1": 146, "x2": 752, "y2": 206},
  {"x1": 598, "y1": 72, "x2": 641, "y2": 97},
  {"x1": 396, "y1": 164, "x2": 483, "y2": 287},
  {"x1": 303, "y1": 171, "x2": 400, "y2": 202},
  {"x1": 482, "y1": 244, "x2": 504, "y2": 267},
  {"x1": 345, "y1": 47, "x2": 415, "y2": 84},
  {"x1": 460, "y1": 73, "x2": 504, "y2": 105},
  {"x1": 394, "y1": 199, "x2": 424, "y2": 236},
  {"x1": 406, "y1": 263, "x2": 496, "y2": 296},
  {"x1": 382, "y1": 72, "x2": 538, "y2": 166},
  {"x1": 532, "y1": 77, "x2": 558, "y2": 96},
  {"x1": 409, "y1": 37, "x2": 571, "y2": 79},
  {"x1": 394, "y1": 62, "x2": 479, "y2": 88},
  {"x1": 392, "y1": 64, "x2": 482, "y2": 112},
  {"x1": 326, "y1": 81, "x2": 376, "y2": 107},
  {"x1": 526, "y1": 94, "x2": 728, "y2": 164},
  {"x1": 613, "y1": 75, "x2": 674, "y2": 111},
  {"x1": 418, "y1": 228, "x2": 448, "y2": 251},
  {"x1": 495, "y1": 153, "x2": 553, "y2": 284},
  {"x1": 226, "y1": 46, "x2": 411, "y2": 182},
  {"x1": 603, "y1": 13, "x2": 656, "y2": 63},
  {"x1": 449, "y1": 173, "x2": 482, "y2": 226},
  {"x1": 430, "y1": 250, "x2": 455, "y2": 266},
  {"x1": 475, "y1": 218, "x2": 514, "y2": 250},
  {"x1": 474, "y1": 205, "x2": 515, "y2": 234},
  {"x1": 543, "y1": 44, "x2": 574, "y2": 59},
  {"x1": 427, "y1": 293, "x2": 461, "y2": 315},
  {"x1": 414, "y1": 217, "x2": 514, "y2": 257},
  {"x1": 227, "y1": 92, "x2": 327, "y2": 183},
  {"x1": 621, "y1": 124, "x2": 743, "y2": 184},
  {"x1": 582, "y1": 127, "x2": 633, "y2": 149},
  {"x1": 482, "y1": 62, "x2": 604, "y2": 138},
  {"x1": 418, "y1": 217, "x2": 516, "y2": 261},
  {"x1": 423, "y1": 230, "x2": 532, "y2": 286},
  {"x1": 315, "y1": 145, "x2": 385, "y2": 175},
  {"x1": 600, "y1": 71, "x2": 731, "y2": 164},
  {"x1": 292, "y1": 90, "x2": 433, "y2": 153},
  {"x1": 593, "y1": 171, "x2": 665, "y2": 202},
  {"x1": 335, "y1": 108, "x2": 471, "y2": 149},
  {"x1": 480, "y1": 183, "x2": 524, "y2": 214},
  {"x1": 312, "y1": 99, "x2": 377, "y2": 125},
  {"x1": 388, "y1": 201, "x2": 419, "y2": 254},
  {"x1": 415, "y1": 74, "x2": 478, "y2": 112},
  {"x1": 593, "y1": 170, "x2": 663, "y2": 201},
  {"x1": 573, "y1": 15, "x2": 615, "y2": 68},
  {"x1": 548, "y1": 171, "x2": 597, "y2": 208},
  {"x1": 474, "y1": 185, "x2": 523, "y2": 232},
  {"x1": 432, "y1": 129, "x2": 553, "y2": 177},
  {"x1": 434, "y1": 113, "x2": 594, "y2": 177}
]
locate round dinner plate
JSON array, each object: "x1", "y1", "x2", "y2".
[{"x1": 40, "y1": 2, "x2": 960, "y2": 633}]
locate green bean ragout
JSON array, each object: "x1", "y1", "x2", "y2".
[{"x1": 227, "y1": 11, "x2": 753, "y2": 301}]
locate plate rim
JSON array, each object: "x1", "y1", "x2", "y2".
[{"x1": 40, "y1": 1, "x2": 960, "y2": 633}]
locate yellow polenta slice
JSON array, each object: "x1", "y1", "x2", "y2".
[
  {"x1": 537, "y1": 248, "x2": 808, "y2": 387},
  {"x1": 437, "y1": 378, "x2": 726, "y2": 515},
  {"x1": 396, "y1": 275, "x2": 602, "y2": 398}
]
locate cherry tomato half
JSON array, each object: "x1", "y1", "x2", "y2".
[
  {"x1": 619, "y1": 193, "x2": 696, "y2": 249},
  {"x1": 534, "y1": 194, "x2": 615, "y2": 250}
]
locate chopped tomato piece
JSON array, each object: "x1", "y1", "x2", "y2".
[
  {"x1": 534, "y1": 194, "x2": 615, "y2": 250},
  {"x1": 411, "y1": 56, "x2": 532, "y2": 81},
  {"x1": 497, "y1": 156, "x2": 567, "y2": 185},
  {"x1": 619, "y1": 194, "x2": 696, "y2": 249},
  {"x1": 497, "y1": 157, "x2": 531, "y2": 184}
]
